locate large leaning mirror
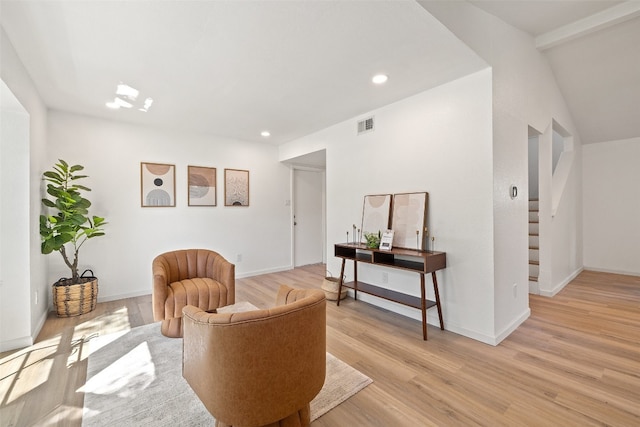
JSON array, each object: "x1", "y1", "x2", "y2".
[
  {"x1": 391, "y1": 192, "x2": 428, "y2": 250},
  {"x1": 361, "y1": 194, "x2": 392, "y2": 243}
]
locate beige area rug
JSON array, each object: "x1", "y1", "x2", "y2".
[{"x1": 81, "y1": 322, "x2": 371, "y2": 426}]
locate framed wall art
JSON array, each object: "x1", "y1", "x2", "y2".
[
  {"x1": 224, "y1": 168, "x2": 249, "y2": 206},
  {"x1": 188, "y1": 166, "x2": 217, "y2": 206},
  {"x1": 391, "y1": 192, "x2": 428, "y2": 250},
  {"x1": 140, "y1": 162, "x2": 175, "y2": 207},
  {"x1": 361, "y1": 194, "x2": 392, "y2": 243}
]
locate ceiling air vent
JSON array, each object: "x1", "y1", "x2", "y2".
[{"x1": 357, "y1": 116, "x2": 375, "y2": 135}]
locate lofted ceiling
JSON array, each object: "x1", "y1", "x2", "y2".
[
  {"x1": 1, "y1": 1, "x2": 638, "y2": 147},
  {"x1": 468, "y1": 0, "x2": 640, "y2": 145}
]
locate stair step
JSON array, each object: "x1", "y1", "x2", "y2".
[
  {"x1": 529, "y1": 220, "x2": 539, "y2": 224},
  {"x1": 529, "y1": 233, "x2": 539, "y2": 237},
  {"x1": 529, "y1": 245, "x2": 539, "y2": 250},
  {"x1": 529, "y1": 260, "x2": 539, "y2": 266},
  {"x1": 528, "y1": 276, "x2": 538, "y2": 282}
]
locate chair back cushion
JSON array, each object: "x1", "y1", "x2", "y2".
[
  {"x1": 182, "y1": 287, "x2": 326, "y2": 426},
  {"x1": 153, "y1": 249, "x2": 230, "y2": 283}
]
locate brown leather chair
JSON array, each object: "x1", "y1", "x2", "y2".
[
  {"x1": 182, "y1": 285, "x2": 326, "y2": 427},
  {"x1": 152, "y1": 249, "x2": 235, "y2": 338}
]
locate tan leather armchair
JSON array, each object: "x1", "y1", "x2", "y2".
[
  {"x1": 182, "y1": 285, "x2": 326, "y2": 427},
  {"x1": 152, "y1": 249, "x2": 235, "y2": 338}
]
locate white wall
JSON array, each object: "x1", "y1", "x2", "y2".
[
  {"x1": 46, "y1": 111, "x2": 292, "y2": 301},
  {"x1": 552, "y1": 129, "x2": 564, "y2": 174},
  {"x1": 0, "y1": 91, "x2": 31, "y2": 351},
  {"x1": 282, "y1": 69, "x2": 498, "y2": 343},
  {"x1": 1, "y1": 27, "x2": 49, "y2": 351},
  {"x1": 528, "y1": 136, "x2": 539, "y2": 199},
  {"x1": 583, "y1": 138, "x2": 640, "y2": 276},
  {"x1": 421, "y1": 1, "x2": 583, "y2": 337}
]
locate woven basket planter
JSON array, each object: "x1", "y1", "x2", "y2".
[
  {"x1": 321, "y1": 275, "x2": 347, "y2": 301},
  {"x1": 52, "y1": 275, "x2": 98, "y2": 317}
]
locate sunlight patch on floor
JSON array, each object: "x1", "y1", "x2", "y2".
[
  {"x1": 73, "y1": 307, "x2": 132, "y2": 344},
  {"x1": 79, "y1": 340, "x2": 156, "y2": 397},
  {"x1": 0, "y1": 336, "x2": 60, "y2": 405}
]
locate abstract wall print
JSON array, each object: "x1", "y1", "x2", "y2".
[
  {"x1": 188, "y1": 166, "x2": 216, "y2": 206},
  {"x1": 224, "y1": 169, "x2": 249, "y2": 206},
  {"x1": 391, "y1": 192, "x2": 429, "y2": 250},
  {"x1": 361, "y1": 194, "x2": 392, "y2": 243},
  {"x1": 140, "y1": 162, "x2": 175, "y2": 207}
]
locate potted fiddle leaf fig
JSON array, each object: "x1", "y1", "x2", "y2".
[{"x1": 40, "y1": 159, "x2": 107, "y2": 317}]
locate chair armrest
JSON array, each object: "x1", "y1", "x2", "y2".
[
  {"x1": 276, "y1": 284, "x2": 317, "y2": 306},
  {"x1": 152, "y1": 257, "x2": 169, "y2": 321},
  {"x1": 210, "y1": 255, "x2": 235, "y2": 305}
]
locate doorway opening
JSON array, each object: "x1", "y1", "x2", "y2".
[
  {"x1": 528, "y1": 126, "x2": 541, "y2": 294},
  {"x1": 283, "y1": 150, "x2": 326, "y2": 268}
]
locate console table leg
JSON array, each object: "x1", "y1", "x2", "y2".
[
  {"x1": 353, "y1": 260, "x2": 358, "y2": 301},
  {"x1": 420, "y1": 273, "x2": 427, "y2": 340},
  {"x1": 337, "y1": 259, "x2": 346, "y2": 306},
  {"x1": 432, "y1": 272, "x2": 444, "y2": 330}
]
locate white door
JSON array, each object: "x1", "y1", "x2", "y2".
[{"x1": 293, "y1": 169, "x2": 324, "y2": 267}]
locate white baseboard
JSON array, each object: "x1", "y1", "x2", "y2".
[
  {"x1": 347, "y1": 292, "x2": 512, "y2": 346},
  {"x1": 96, "y1": 289, "x2": 153, "y2": 303},
  {"x1": 539, "y1": 267, "x2": 583, "y2": 297},
  {"x1": 494, "y1": 308, "x2": 531, "y2": 345},
  {"x1": 0, "y1": 335, "x2": 33, "y2": 353},
  {"x1": 583, "y1": 266, "x2": 640, "y2": 277},
  {"x1": 235, "y1": 264, "x2": 293, "y2": 279},
  {"x1": 93, "y1": 265, "x2": 295, "y2": 302},
  {"x1": 32, "y1": 309, "x2": 47, "y2": 340},
  {"x1": 0, "y1": 308, "x2": 49, "y2": 353}
]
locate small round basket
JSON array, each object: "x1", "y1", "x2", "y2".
[{"x1": 321, "y1": 272, "x2": 347, "y2": 301}]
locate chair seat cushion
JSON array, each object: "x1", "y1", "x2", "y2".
[{"x1": 165, "y1": 277, "x2": 227, "y2": 319}]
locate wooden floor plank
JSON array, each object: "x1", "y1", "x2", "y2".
[{"x1": 1, "y1": 266, "x2": 638, "y2": 426}]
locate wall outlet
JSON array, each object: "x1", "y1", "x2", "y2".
[
  {"x1": 512, "y1": 283, "x2": 517, "y2": 298},
  {"x1": 236, "y1": 254, "x2": 242, "y2": 262},
  {"x1": 382, "y1": 272, "x2": 388, "y2": 284}
]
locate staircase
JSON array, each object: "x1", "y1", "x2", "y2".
[{"x1": 529, "y1": 199, "x2": 539, "y2": 292}]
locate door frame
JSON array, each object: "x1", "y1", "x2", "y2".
[{"x1": 290, "y1": 166, "x2": 326, "y2": 268}]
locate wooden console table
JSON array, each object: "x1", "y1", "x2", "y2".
[{"x1": 334, "y1": 243, "x2": 447, "y2": 340}]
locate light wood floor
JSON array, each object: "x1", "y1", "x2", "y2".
[{"x1": 1, "y1": 266, "x2": 639, "y2": 426}]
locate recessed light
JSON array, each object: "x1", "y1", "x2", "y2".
[
  {"x1": 372, "y1": 74, "x2": 388, "y2": 84},
  {"x1": 105, "y1": 97, "x2": 133, "y2": 109},
  {"x1": 261, "y1": 131, "x2": 271, "y2": 137},
  {"x1": 139, "y1": 97, "x2": 153, "y2": 112},
  {"x1": 116, "y1": 83, "x2": 139, "y2": 101}
]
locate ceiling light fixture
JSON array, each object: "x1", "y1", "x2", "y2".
[
  {"x1": 372, "y1": 74, "x2": 388, "y2": 84},
  {"x1": 105, "y1": 97, "x2": 133, "y2": 109},
  {"x1": 105, "y1": 82, "x2": 153, "y2": 112},
  {"x1": 116, "y1": 83, "x2": 139, "y2": 101},
  {"x1": 139, "y1": 97, "x2": 153, "y2": 112},
  {"x1": 261, "y1": 131, "x2": 271, "y2": 137}
]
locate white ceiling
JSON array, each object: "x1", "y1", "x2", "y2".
[
  {"x1": 0, "y1": 0, "x2": 486, "y2": 145},
  {"x1": 1, "y1": 1, "x2": 638, "y2": 148}
]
